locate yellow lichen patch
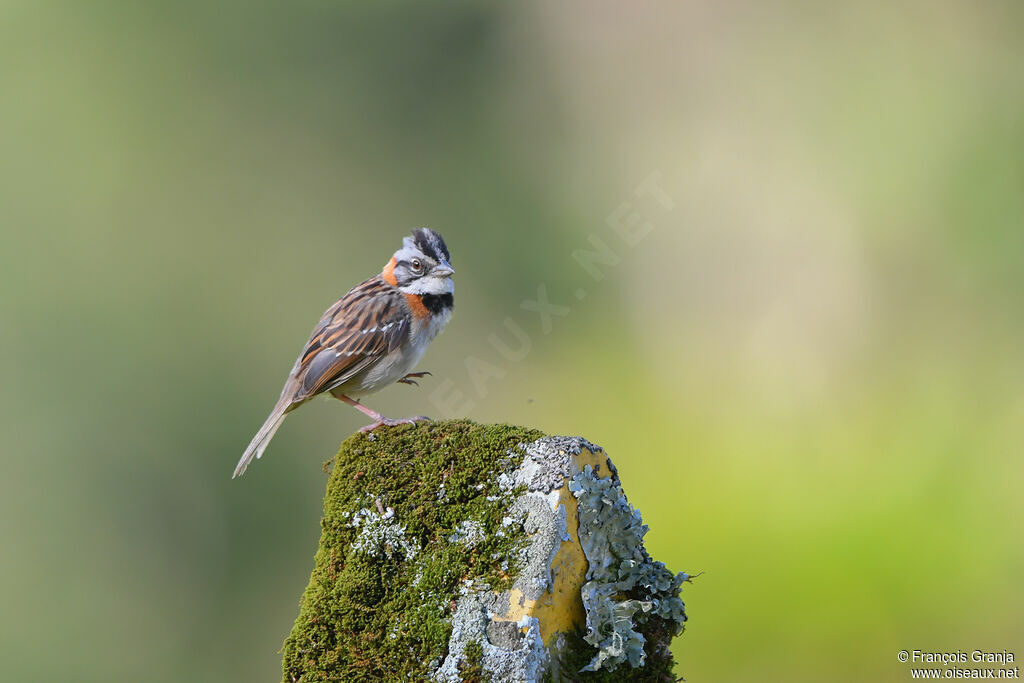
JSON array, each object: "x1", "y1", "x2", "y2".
[{"x1": 491, "y1": 446, "x2": 611, "y2": 646}]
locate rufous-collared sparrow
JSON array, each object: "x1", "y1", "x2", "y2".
[{"x1": 233, "y1": 228, "x2": 454, "y2": 478}]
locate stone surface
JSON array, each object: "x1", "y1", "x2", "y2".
[{"x1": 281, "y1": 420, "x2": 688, "y2": 682}]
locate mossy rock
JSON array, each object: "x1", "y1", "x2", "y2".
[{"x1": 281, "y1": 420, "x2": 688, "y2": 682}]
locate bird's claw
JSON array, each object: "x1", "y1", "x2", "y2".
[
  {"x1": 359, "y1": 416, "x2": 432, "y2": 432},
  {"x1": 398, "y1": 371, "x2": 432, "y2": 387}
]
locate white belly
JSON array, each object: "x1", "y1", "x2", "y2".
[{"x1": 342, "y1": 307, "x2": 451, "y2": 397}]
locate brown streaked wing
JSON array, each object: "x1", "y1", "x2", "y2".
[{"x1": 289, "y1": 276, "x2": 409, "y2": 402}]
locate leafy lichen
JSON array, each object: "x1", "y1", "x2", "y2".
[
  {"x1": 281, "y1": 420, "x2": 542, "y2": 683},
  {"x1": 566, "y1": 464, "x2": 688, "y2": 676}
]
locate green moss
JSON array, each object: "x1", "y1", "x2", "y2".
[
  {"x1": 457, "y1": 640, "x2": 489, "y2": 683},
  {"x1": 281, "y1": 420, "x2": 543, "y2": 683}
]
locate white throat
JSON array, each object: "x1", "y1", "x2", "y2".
[{"x1": 399, "y1": 276, "x2": 455, "y2": 296}]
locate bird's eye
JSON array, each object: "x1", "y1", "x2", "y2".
[{"x1": 411, "y1": 259, "x2": 423, "y2": 273}]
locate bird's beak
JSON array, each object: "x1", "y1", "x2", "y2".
[{"x1": 433, "y1": 261, "x2": 455, "y2": 278}]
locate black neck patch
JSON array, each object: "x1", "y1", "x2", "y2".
[{"x1": 420, "y1": 293, "x2": 453, "y2": 315}]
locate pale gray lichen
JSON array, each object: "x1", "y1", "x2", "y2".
[
  {"x1": 438, "y1": 437, "x2": 609, "y2": 680},
  {"x1": 448, "y1": 519, "x2": 487, "y2": 549},
  {"x1": 568, "y1": 464, "x2": 688, "y2": 672},
  {"x1": 435, "y1": 588, "x2": 547, "y2": 682},
  {"x1": 515, "y1": 436, "x2": 604, "y2": 494},
  {"x1": 349, "y1": 506, "x2": 420, "y2": 561}
]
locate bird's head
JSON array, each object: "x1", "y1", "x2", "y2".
[{"x1": 384, "y1": 228, "x2": 454, "y2": 295}]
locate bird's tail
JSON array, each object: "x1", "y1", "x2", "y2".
[{"x1": 233, "y1": 401, "x2": 290, "y2": 478}]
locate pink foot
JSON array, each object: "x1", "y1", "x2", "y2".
[
  {"x1": 359, "y1": 415, "x2": 431, "y2": 432},
  {"x1": 335, "y1": 393, "x2": 430, "y2": 431}
]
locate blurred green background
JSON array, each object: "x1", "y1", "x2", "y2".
[{"x1": 2, "y1": 2, "x2": 1022, "y2": 681}]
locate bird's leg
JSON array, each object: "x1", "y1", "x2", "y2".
[
  {"x1": 335, "y1": 394, "x2": 430, "y2": 432},
  {"x1": 335, "y1": 394, "x2": 384, "y2": 420},
  {"x1": 397, "y1": 371, "x2": 432, "y2": 386}
]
